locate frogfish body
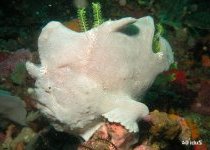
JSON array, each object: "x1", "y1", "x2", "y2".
[{"x1": 26, "y1": 16, "x2": 174, "y2": 140}]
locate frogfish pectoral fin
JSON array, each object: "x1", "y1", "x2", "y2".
[{"x1": 102, "y1": 100, "x2": 149, "y2": 133}]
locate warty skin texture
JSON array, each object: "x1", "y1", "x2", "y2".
[{"x1": 26, "y1": 16, "x2": 174, "y2": 140}]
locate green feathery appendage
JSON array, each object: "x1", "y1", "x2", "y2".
[
  {"x1": 77, "y1": 8, "x2": 89, "y2": 32},
  {"x1": 92, "y1": 2, "x2": 103, "y2": 27},
  {"x1": 156, "y1": 23, "x2": 164, "y2": 36},
  {"x1": 168, "y1": 62, "x2": 178, "y2": 81},
  {"x1": 169, "y1": 62, "x2": 178, "y2": 70},
  {"x1": 153, "y1": 23, "x2": 164, "y2": 53}
]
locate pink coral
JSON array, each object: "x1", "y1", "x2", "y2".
[{"x1": 79, "y1": 122, "x2": 136, "y2": 150}]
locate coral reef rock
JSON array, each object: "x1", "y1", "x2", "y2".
[
  {"x1": 191, "y1": 80, "x2": 210, "y2": 115},
  {"x1": 0, "y1": 48, "x2": 32, "y2": 77},
  {"x1": 26, "y1": 16, "x2": 174, "y2": 140},
  {"x1": 0, "y1": 90, "x2": 26, "y2": 125}
]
